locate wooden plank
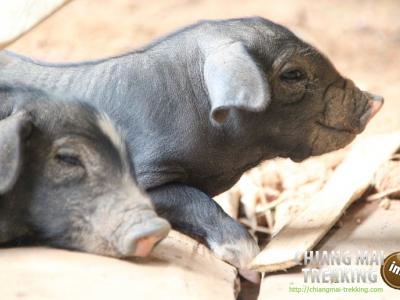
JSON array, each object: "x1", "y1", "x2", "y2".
[
  {"x1": 0, "y1": 0, "x2": 72, "y2": 49},
  {"x1": 258, "y1": 200, "x2": 400, "y2": 299},
  {"x1": 250, "y1": 132, "x2": 400, "y2": 272},
  {"x1": 0, "y1": 231, "x2": 237, "y2": 300}
]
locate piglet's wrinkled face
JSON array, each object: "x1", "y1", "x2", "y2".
[
  {"x1": 267, "y1": 47, "x2": 384, "y2": 161},
  {"x1": 21, "y1": 101, "x2": 170, "y2": 258},
  {"x1": 309, "y1": 79, "x2": 383, "y2": 156},
  {"x1": 253, "y1": 36, "x2": 383, "y2": 161}
]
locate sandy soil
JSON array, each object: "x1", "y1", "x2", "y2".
[{"x1": 8, "y1": 0, "x2": 400, "y2": 134}]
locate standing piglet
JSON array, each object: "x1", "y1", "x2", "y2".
[{"x1": 0, "y1": 87, "x2": 170, "y2": 257}]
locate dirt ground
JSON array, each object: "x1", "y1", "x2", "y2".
[{"x1": 9, "y1": 0, "x2": 400, "y2": 134}]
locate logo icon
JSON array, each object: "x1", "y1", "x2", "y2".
[{"x1": 381, "y1": 252, "x2": 400, "y2": 289}]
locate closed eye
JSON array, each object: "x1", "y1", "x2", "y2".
[
  {"x1": 55, "y1": 149, "x2": 83, "y2": 167},
  {"x1": 280, "y1": 68, "x2": 306, "y2": 82}
]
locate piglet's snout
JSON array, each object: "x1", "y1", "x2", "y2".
[
  {"x1": 95, "y1": 186, "x2": 171, "y2": 258},
  {"x1": 121, "y1": 217, "x2": 171, "y2": 257}
]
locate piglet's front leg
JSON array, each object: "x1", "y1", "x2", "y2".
[{"x1": 147, "y1": 184, "x2": 260, "y2": 274}]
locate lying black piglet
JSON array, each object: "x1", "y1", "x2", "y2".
[{"x1": 0, "y1": 87, "x2": 170, "y2": 257}]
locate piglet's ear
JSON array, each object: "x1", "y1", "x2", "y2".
[
  {"x1": 204, "y1": 42, "x2": 271, "y2": 124},
  {"x1": 0, "y1": 111, "x2": 32, "y2": 194}
]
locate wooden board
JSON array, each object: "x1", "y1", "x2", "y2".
[
  {"x1": 251, "y1": 132, "x2": 400, "y2": 272},
  {"x1": 0, "y1": 0, "x2": 72, "y2": 49},
  {"x1": 258, "y1": 200, "x2": 400, "y2": 300},
  {"x1": 0, "y1": 231, "x2": 237, "y2": 300}
]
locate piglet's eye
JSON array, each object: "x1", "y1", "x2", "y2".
[
  {"x1": 55, "y1": 150, "x2": 83, "y2": 167},
  {"x1": 280, "y1": 68, "x2": 306, "y2": 82}
]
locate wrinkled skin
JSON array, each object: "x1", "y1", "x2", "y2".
[
  {"x1": 0, "y1": 17, "x2": 383, "y2": 269},
  {"x1": 0, "y1": 87, "x2": 170, "y2": 257}
]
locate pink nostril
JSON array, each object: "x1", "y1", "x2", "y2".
[
  {"x1": 363, "y1": 91, "x2": 384, "y2": 121},
  {"x1": 122, "y1": 218, "x2": 171, "y2": 258},
  {"x1": 133, "y1": 235, "x2": 164, "y2": 257},
  {"x1": 368, "y1": 99, "x2": 384, "y2": 121}
]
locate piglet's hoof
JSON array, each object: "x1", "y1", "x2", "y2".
[
  {"x1": 208, "y1": 237, "x2": 260, "y2": 282},
  {"x1": 239, "y1": 268, "x2": 261, "y2": 283}
]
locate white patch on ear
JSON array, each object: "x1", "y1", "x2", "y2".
[
  {"x1": 97, "y1": 113, "x2": 133, "y2": 176},
  {"x1": 97, "y1": 114, "x2": 124, "y2": 153}
]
